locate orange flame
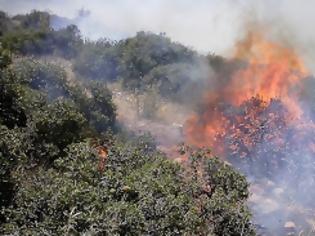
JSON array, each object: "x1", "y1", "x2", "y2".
[
  {"x1": 228, "y1": 31, "x2": 307, "y2": 116},
  {"x1": 185, "y1": 31, "x2": 309, "y2": 154}
]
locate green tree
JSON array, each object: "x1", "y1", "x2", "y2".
[
  {"x1": 0, "y1": 11, "x2": 255, "y2": 235},
  {"x1": 1, "y1": 140, "x2": 255, "y2": 235}
]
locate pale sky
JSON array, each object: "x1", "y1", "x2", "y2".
[{"x1": 1, "y1": 0, "x2": 315, "y2": 68}]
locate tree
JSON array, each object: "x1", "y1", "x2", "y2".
[
  {"x1": 1, "y1": 140, "x2": 255, "y2": 235},
  {"x1": 0, "y1": 11, "x2": 255, "y2": 235},
  {"x1": 0, "y1": 11, "x2": 82, "y2": 57}
]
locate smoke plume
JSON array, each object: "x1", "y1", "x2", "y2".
[
  {"x1": 3, "y1": 0, "x2": 315, "y2": 234},
  {"x1": 184, "y1": 28, "x2": 315, "y2": 234}
]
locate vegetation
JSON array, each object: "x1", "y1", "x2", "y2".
[
  {"x1": 73, "y1": 32, "x2": 198, "y2": 92},
  {"x1": 0, "y1": 10, "x2": 255, "y2": 235},
  {"x1": 0, "y1": 11, "x2": 82, "y2": 58}
]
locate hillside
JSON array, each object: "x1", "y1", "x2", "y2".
[{"x1": 0, "y1": 10, "x2": 255, "y2": 235}]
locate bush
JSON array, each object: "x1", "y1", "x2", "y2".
[
  {"x1": 32, "y1": 99, "x2": 87, "y2": 150},
  {"x1": 0, "y1": 11, "x2": 255, "y2": 235},
  {"x1": 0, "y1": 11, "x2": 82, "y2": 58},
  {"x1": 1, "y1": 141, "x2": 255, "y2": 235}
]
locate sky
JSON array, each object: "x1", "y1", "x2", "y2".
[{"x1": 1, "y1": 0, "x2": 315, "y2": 68}]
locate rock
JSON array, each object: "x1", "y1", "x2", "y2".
[
  {"x1": 284, "y1": 221, "x2": 296, "y2": 229},
  {"x1": 284, "y1": 221, "x2": 296, "y2": 235}
]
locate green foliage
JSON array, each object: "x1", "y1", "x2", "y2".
[
  {"x1": 0, "y1": 58, "x2": 71, "y2": 129},
  {"x1": 143, "y1": 63, "x2": 190, "y2": 95},
  {"x1": 142, "y1": 62, "x2": 209, "y2": 103},
  {"x1": 117, "y1": 32, "x2": 196, "y2": 89},
  {"x1": 12, "y1": 59, "x2": 69, "y2": 100},
  {"x1": 0, "y1": 71, "x2": 28, "y2": 128},
  {"x1": 0, "y1": 125, "x2": 32, "y2": 221},
  {"x1": 0, "y1": 11, "x2": 13, "y2": 37},
  {"x1": 0, "y1": 11, "x2": 230, "y2": 102},
  {"x1": 0, "y1": 56, "x2": 116, "y2": 217},
  {"x1": 51, "y1": 25, "x2": 82, "y2": 58},
  {"x1": 32, "y1": 99, "x2": 87, "y2": 150},
  {"x1": 1, "y1": 30, "x2": 47, "y2": 55},
  {"x1": 7, "y1": 58, "x2": 116, "y2": 135},
  {"x1": 0, "y1": 45, "x2": 11, "y2": 69},
  {"x1": 1, "y1": 141, "x2": 255, "y2": 235},
  {"x1": 186, "y1": 149, "x2": 254, "y2": 235},
  {"x1": 13, "y1": 11, "x2": 50, "y2": 31},
  {"x1": 73, "y1": 39, "x2": 119, "y2": 82},
  {"x1": 73, "y1": 32, "x2": 197, "y2": 91},
  {"x1": 0, "y1": 10, "x2": 255, "y2": 235},
  {"x1": 0, "y1": 11, "x2": 82, "y2": 58},
  {"x1": 80, "y1": 82, "x2": 116, "y2": 133}
]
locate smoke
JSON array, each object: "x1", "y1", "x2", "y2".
[
  {"x1": 3, "y1": 0, "x2": 315, "y2": 234},
  {"x1": 50, "y1": 9, "x2": 90, "y2": 30},
  {"x1": 0, "y1": 0, "x2": 314, "y2": 66},
  {"x1": 183, "y1": 29, "x2": 315, "y2": 234}
]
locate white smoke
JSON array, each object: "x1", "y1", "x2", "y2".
[
  {"x1": 3, "y1": 0, "x2": 315, "y2": 233},
  {"x1": 0, "y1": 0, "x2": 313, "y2": 60}
]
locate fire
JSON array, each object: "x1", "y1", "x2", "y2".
[
  {"x1": 184, "y1": 31, "x2": 309, "y2": 156},
  {"x1": 97, "y1": 146, "x2": 108, "y2": 172},
  {"x1": 185, "y1": 32, "x2": 307, "y2": 151},
  {"x1": 182, "y1": 29, "x2": 315, "y2": 233},
  {"x1": 228, "y1": 31, "x2": 307, "y2": 116}
]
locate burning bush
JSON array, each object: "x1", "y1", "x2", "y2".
[
  {"x1": 186, "y1": 95, "x2": 315, "y2": 180},
  {"x1": 184, "y1": 31, "x2": 315, "y2": 222}
]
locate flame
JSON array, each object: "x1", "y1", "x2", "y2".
[
  {"x1": 185, "y1": 105, "x2": 226, "y2": 154},
  {"x1": 228, "y1": 31, "x2": 307, "y2": 116},
  {"x1": 183, "y1": 30, "x2": 315, "y2": 231},
  {"x1": 96, "y1": 146, "x2": 108, "y2": 172},
  {"x1": 184, "y1": 31, "x2": 309, "y2": 156}
]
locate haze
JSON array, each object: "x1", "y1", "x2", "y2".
[{"x1": 1, "y1": 0, "x2": 315, "y2": 63}]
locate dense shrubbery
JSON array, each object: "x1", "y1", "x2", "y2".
[
  {"x1": 0, "y1": 10, "x2": 82, "y2": 58},
  {"x1": 0, "y1": 10, "x2": 235, "y2": 101},
  {"x1": 0, "y1": 10, "x2": 255, "y2": 235},
  {"x1": 73, "y1": 31, "x2": 198, "y2": 91},
  {"x1": 1, "y1": 136, "x2": 255, "y2": 235}
]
